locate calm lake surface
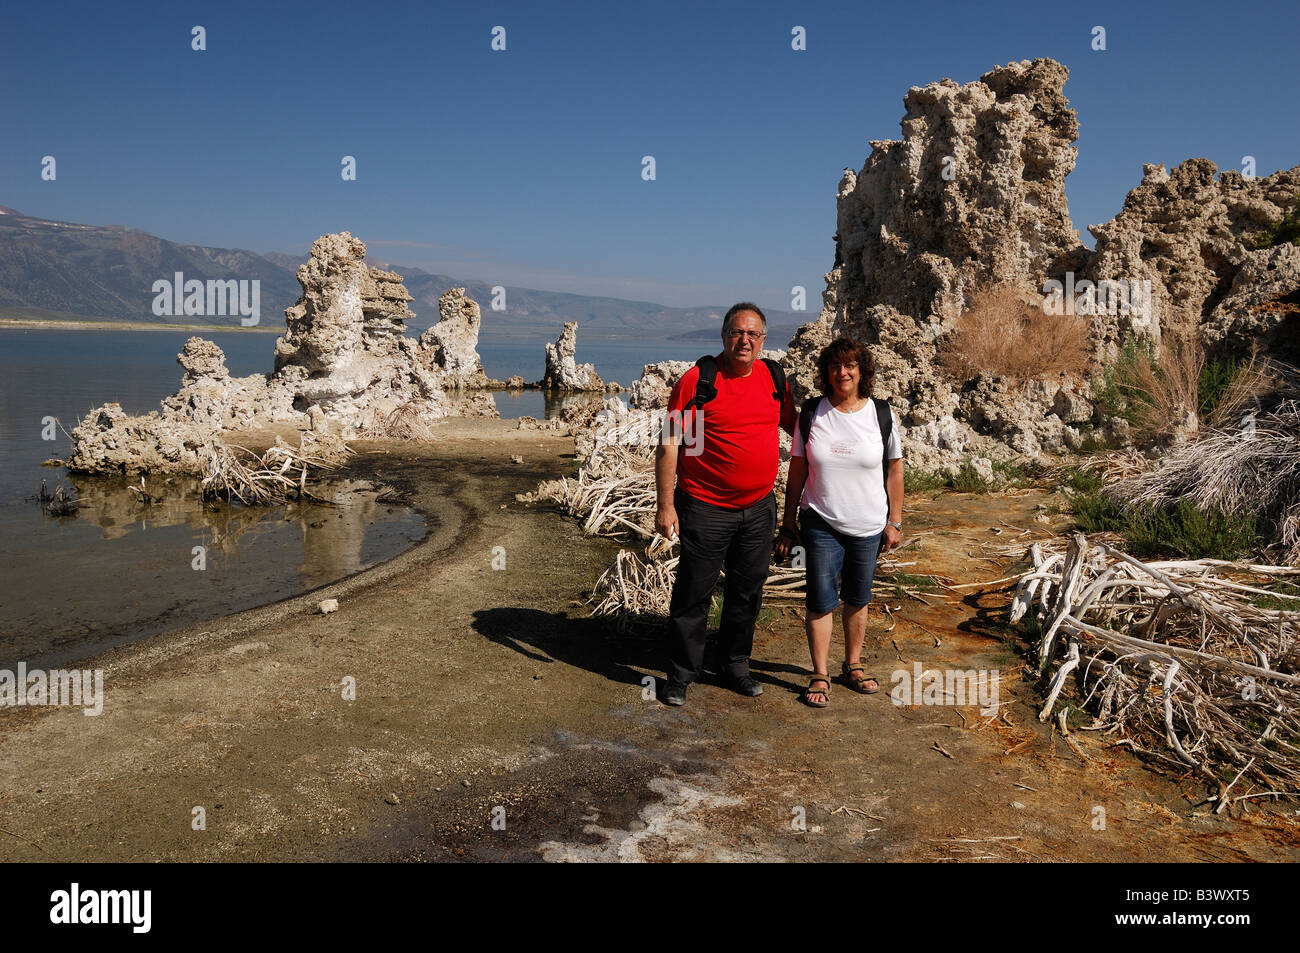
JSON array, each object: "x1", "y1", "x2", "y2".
[{"x1": 0, "y1": 327, "x2": 706, "y2": 665}]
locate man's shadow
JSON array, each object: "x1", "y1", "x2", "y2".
[
  {"x1": 472, "y1": 607, "x2": 658, "y2": 689},
  {"x1": 472, "y1": 604, "x2": 808, "y2": 696}
]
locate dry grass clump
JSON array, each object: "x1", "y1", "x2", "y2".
[
  {"x1": 940, "y1": 283, "x2": 1090, "y2": 384},
  {"x1": 1095, "y1": 339, "x2": 1296, "y2": 446},
  {"x1": 1203, "y1": 349, "x2": 1300, "y2": 430},
  {"x1": 1110, "y1": 333, "x2": 1204, "y2": 441},
  {"x1": 1112, "y1": 399, "x2": 1300, "y2": 565},
  {"x1": 358, "y1": 400, "x2": 440, "y2": 440}
]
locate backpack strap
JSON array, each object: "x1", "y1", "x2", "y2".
[
  {"x1": 873, "y1": 397, "x2": 898, "y2": 585},
  {"x1": 797, "y1": 395, "x2": 825, "y2": 456},
  {"x1": 760, "y1": 358, "x2": 787, "y2": 404},
  {"x1": 689, "y1": 355, "x2": 787, "y2": 408},
  {"x1": 874, "y1": 396, "x2": 894, "y2": 502},
  {"x1": 687, "y1": 355, "x2": 718, "y2": 410}
]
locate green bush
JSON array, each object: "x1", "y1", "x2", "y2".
[
  {"x1": 905, "y1": 459, "x2": 1037, "y2": 495},
  {"x1": 1251, "y1": 582, "x2": 1300, "y2": 612},
  {"x1": 949, "y1": 462, "x2": 992, "y2": 493},
  {"x1": 1067, "y1": 491, "x2": 1260, "y2": 561},
  {"x1": 1198, "y1": 357, "x2": 1239, "y2": 419},
  {"x1": 904, "y1": 469, "x2": 947, "y2": 493},
  {"x1": 1058, "y1": 466, "x2": 1106, "y2": 494},
  {"x1": 1252, "y1": 206, "x2": 1300, "y2": 250},
  {"x1": 1090, "y1": 338, "x2": 1157, "y2": 428},
  {"x1": 1076, "y1": 426, "x2": 1122, "y2": 453},
  {"x1": 992, "y1": 459, "x2": 1039, "y2": 486},
  {"x1": 889, "y1": 572, "x2": 941, "y2": 592}
]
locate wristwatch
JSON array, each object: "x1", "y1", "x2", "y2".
[{"x1": 886, "y1": 520, "x2": 902, "y2": 531}]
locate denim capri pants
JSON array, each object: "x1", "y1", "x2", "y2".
[{"x1": 800, "y1": 507, "x2": 883, "y2": 614}]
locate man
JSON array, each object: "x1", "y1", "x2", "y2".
[{"x1": 655, "y1": 303, "x2": 796, "y2": 706}]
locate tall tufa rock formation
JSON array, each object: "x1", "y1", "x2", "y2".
[
  {"x1": 829, "y1": 57, "x2": 1085, "y2": 326},
  {"x1": 271, "y1": 232, "x2": 457, "y2": 424},
  {"x1": 789, "y1": 59, "x2": 1091, "y2": 467},
  {"x1": 419, "y1": 288, "x2": 490, "y2": 388},
  {"x1": 543, "y1": 322, "x2": 605, "y2": 391},
  {"x1": 783, "y1": 57, "x2": 1299, "y2": 465}
]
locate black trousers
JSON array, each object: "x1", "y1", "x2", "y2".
[{"x1": 665, "y1": 487, "x2": 777, "y2": 685}]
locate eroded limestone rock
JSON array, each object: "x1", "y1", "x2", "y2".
[
  {"x1": 784, "y1": 57, "x2": 1299, "y2": 464},
  {"x1": 67, "y1": 403, "x2": 211, "y2": 475},
  {"x1": 628, "y1": 360, "x2": 694, "y2": 410},
  {"x1": 830, "y1": 58, "x2": 1086, "y2": 325},
  {"x1": 1204, "y1": 243, "x2": 1300, "y2": 362},
  {"x1": 1084, "y1": 161, "x2": 1300, "y2": 359}
]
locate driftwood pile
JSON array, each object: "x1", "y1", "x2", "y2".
[
  {"x1": 523, "y1": 405, "x2": 661, "y2": 539},
  {"x1": 591, "y1": 549, "x2": 680, "y2": 636},
  {"x1": 1013, "y1": 533, "x2": 1300, "y2": 808}
]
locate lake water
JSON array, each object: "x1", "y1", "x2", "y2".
[
  {"x1": 479, "y1": 337, "x2": 708, "y2": 418},
  {"x1": 0, "y1": 327, "x2": 707, "y2": 665}
]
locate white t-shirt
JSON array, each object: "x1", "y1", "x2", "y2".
[{"x1": 791, "y1": 398, "x2": 903, "y2": 537}]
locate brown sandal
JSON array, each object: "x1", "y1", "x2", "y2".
[
  {"x1": 842, "y1": 661, "x2": 880, "y2": 694},
  {"x1": 801, "y1": 674, "x2": 831, "y2": 708}
]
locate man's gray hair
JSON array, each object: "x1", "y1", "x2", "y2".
[{"x1": 721, "y1": 302, "x2": 768, "y2": 335}]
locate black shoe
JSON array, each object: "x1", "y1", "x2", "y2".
[
  {"x1": 661, "y1": 681, "x2": 687, "y2": 706},
  {"x1": 724, "y1": 674, "x2": 763, "y2": 697}
]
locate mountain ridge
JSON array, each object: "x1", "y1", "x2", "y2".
[{"x1": 0, "y1": 206, "x2": 806, "y2": 341}]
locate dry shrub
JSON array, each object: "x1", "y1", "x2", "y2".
[
  {"x1": 200, "y1": 438, "x2": 337, "y2": 505},
  {"x1": 1113, "y1": 399, "x2": 1300, "y2": 565},
  {"x1": 940, "y1": 284, "x2": 1090, "y2": 384},
  {"x1": 1117, "y1": 332, "x2": 1204, "y2": 441},
  {"x1": 1098, "y1": 337, "x2": 1300, "y2": 445},
  {"x1": 358, "y1": 401, "x2": 439, "y2": 440}
]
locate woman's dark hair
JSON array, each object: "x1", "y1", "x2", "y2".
[{"x1": 817, "y1": 336, "x2": 874, "y2": 397}]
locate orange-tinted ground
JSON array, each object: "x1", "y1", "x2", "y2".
[{"x1": 2, "y1": 419, "x2": 1296, "y2": 861}]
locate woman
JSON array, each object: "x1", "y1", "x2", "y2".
[{"x1": 774, "y1": 337, "x2": 903, "y2": 707}]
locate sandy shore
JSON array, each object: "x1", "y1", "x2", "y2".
[{"x1": 1, "y1": 417, "x2": 1297, "y2": 862}]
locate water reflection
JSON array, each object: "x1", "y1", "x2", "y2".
[
  {"x1": 4, "y1": 473, "x2": 425, "y2": 667},
  {"x1": 492, "y1": 389, "x2": 611, "y2": 420}
]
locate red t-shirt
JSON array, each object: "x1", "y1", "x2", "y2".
[{"x1": 666, "y1": 358, "x2": 795, "y2": 509}]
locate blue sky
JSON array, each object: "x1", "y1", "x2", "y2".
[{"x1": 2, "y1": 0, "x2": 1297, "y2": 309}]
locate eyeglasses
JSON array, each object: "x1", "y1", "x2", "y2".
[
  {"x1": 725, "y1": 329, "x2": 766, "y2": 340},
  {"x1": 830, "y1": 362, "x2": 859, "y2": 371}
]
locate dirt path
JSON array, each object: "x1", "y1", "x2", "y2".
[{"x1": 2, "y1": 419, "x2": 1297, "y2": 862}]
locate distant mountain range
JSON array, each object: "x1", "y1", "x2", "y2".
[{"x1": 0, "y1": 206, "x2": 805, "y2": 343}]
